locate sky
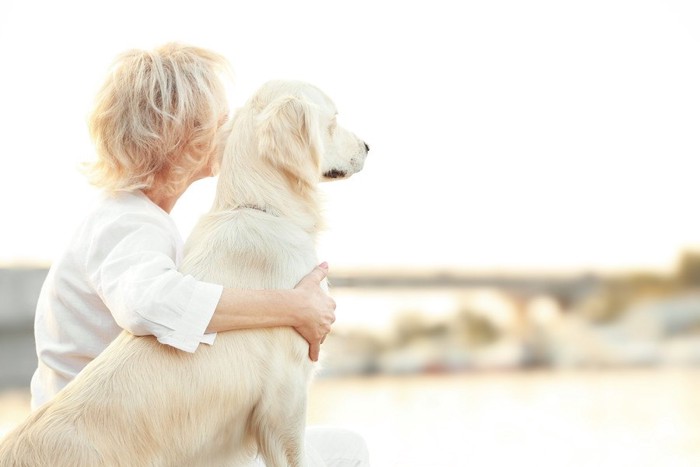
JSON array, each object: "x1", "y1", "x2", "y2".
[{"x1": 1, "y1": 0, "x2": 700, "y2": 273}]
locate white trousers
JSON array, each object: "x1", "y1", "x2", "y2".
[{"x1": 247, "y1": 426, "x2": 370, "y2": 467}]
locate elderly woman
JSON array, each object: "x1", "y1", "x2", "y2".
[{"x1": 30, "y1": 43, "x2": 369, "y2": 467}]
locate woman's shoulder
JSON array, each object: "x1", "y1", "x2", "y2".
[
  {"x1": 77, "y1": 190, "x2": 178, "y2": 242},
  {"x1": 76, "y1": 191, "x2": 182, "y2": 261},
  {"x1": 90, "y1": 190, "x2": 170, "y2": 223}
]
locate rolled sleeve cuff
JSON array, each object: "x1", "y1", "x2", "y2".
[{"x1": 156, "y1": 281, "x2": 223, "y2": 353}]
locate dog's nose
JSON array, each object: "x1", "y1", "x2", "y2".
[{"x1": 364, "y1": 142, "x2": 370, "y2": 153}]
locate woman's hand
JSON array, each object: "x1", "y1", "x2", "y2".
[
  {"x1": 207, "y1": 262, "x2": 336, "y2": 362},
  {"x1": 292, "y1": 262, "x2": 336, "y2": 361}
]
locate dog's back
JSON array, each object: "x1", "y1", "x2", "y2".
[{"x1": 183, "y1": 206, "x2": 318, "y2": 464}]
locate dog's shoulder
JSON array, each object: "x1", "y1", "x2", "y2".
[{"x1": 182, "y1": 209, "x2": 317, "y2": 289}]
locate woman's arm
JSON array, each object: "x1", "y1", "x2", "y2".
[
  {"x1": 88, "y1": 209, "x2": 335, "y2": 360},
  {"x1": 207, "y1": 263, "x2": 336, "y2": 361}
]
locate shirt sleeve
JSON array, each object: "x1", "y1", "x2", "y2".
[{"x1": 85, "y1": 211, "x2": 223, "y2": 352}]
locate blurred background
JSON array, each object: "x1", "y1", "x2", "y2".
[{"x1": 2, "y1": 0, "x2": 700, "y2": 465}]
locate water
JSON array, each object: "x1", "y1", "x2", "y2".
[
  {"x1": 1, "y1": 370, "x2": 699, "y2": 466},
  {"x1": 307, "y1": 370, "x2": 700, "y2": 467}
]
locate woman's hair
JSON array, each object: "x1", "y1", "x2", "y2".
[{"x1": 85, "y1": 43, "x2": 232, "y2": 194}]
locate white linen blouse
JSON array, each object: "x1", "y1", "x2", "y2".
[{"x1": 30, "y1": 190, "x2": 223, "y2": 409}]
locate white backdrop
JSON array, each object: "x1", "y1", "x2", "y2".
[{"x1": 2, "y1": 0, "x2": 700, "y2": 272}]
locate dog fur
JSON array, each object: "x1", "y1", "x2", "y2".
[{"x1": 0, "y1": 80, "x2": 368, "y2": 466}]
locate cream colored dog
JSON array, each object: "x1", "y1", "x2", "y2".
[{"x1": 0, "y1": 80, "x2": 368, "y2": 467}]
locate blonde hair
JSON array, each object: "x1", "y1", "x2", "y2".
[{"x1": 85, "y1": 43, "x2": 231, "y2": 194}]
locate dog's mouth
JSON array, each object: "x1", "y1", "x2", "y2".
[{"x1": 323, "y1": 169, "x2": 348, "y2": 179}]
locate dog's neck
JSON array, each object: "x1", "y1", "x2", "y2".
[
  {"x1": 239, "y1": 204, "x2": 268, "y2": 213},
  {"x1": 213, "y1": 171, "x2": 324, "y2": 235}
]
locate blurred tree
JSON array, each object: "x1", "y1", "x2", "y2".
[
  {"x1": 393, "y1": 311, "x2": 428, "y2": 346},
  {"x1": 454, "y1": 308, "x2": 500, "y2": 346},
  {"x1": 578, "y1": 271, "x2": 674, "y2": 324},
  {"x1": 676, "y1": 250, "x2": 700, "y2": 288}
]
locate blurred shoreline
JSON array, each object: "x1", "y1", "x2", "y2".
[
  {"x1": 3, "y1": 258, "x2": 700, "y2": 385},
  {"x1": 0, "y1": 327, "x2": 35, "y2": 391}
]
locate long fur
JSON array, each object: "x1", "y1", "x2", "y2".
[{"x1": 0, "y1": 80, "x2": 367, "y2": 467}]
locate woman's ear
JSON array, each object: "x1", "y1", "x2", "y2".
[{"x1": 256, "y1": 95, "x2": 322, "y2": 190}]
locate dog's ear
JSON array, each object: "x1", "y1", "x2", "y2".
[{"x1": 256, "y1": 95, "x2": 322, "y2": 191}]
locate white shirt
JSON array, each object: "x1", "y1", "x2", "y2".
[{"x1": 30, "y1": 190, "x2": 223, "y2": 409}]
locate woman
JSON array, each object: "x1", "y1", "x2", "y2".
[{"x1": 30, "y1": 42, "x2": 369, "y2": 467}]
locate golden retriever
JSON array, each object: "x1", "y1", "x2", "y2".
[{"x1": 0, "y1": 80, "x2": 368, "y2": 466}]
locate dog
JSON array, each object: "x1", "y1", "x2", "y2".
[{"x1": 0, "y1": 80, "x2": 368, "y2": 466}]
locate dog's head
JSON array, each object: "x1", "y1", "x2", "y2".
[
  {"x1": 251, "y1": 80, "x2": 368, "y2": 186},
  {"x1": 215, "y1": 80, "x2": 368, "y2": 225}
]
